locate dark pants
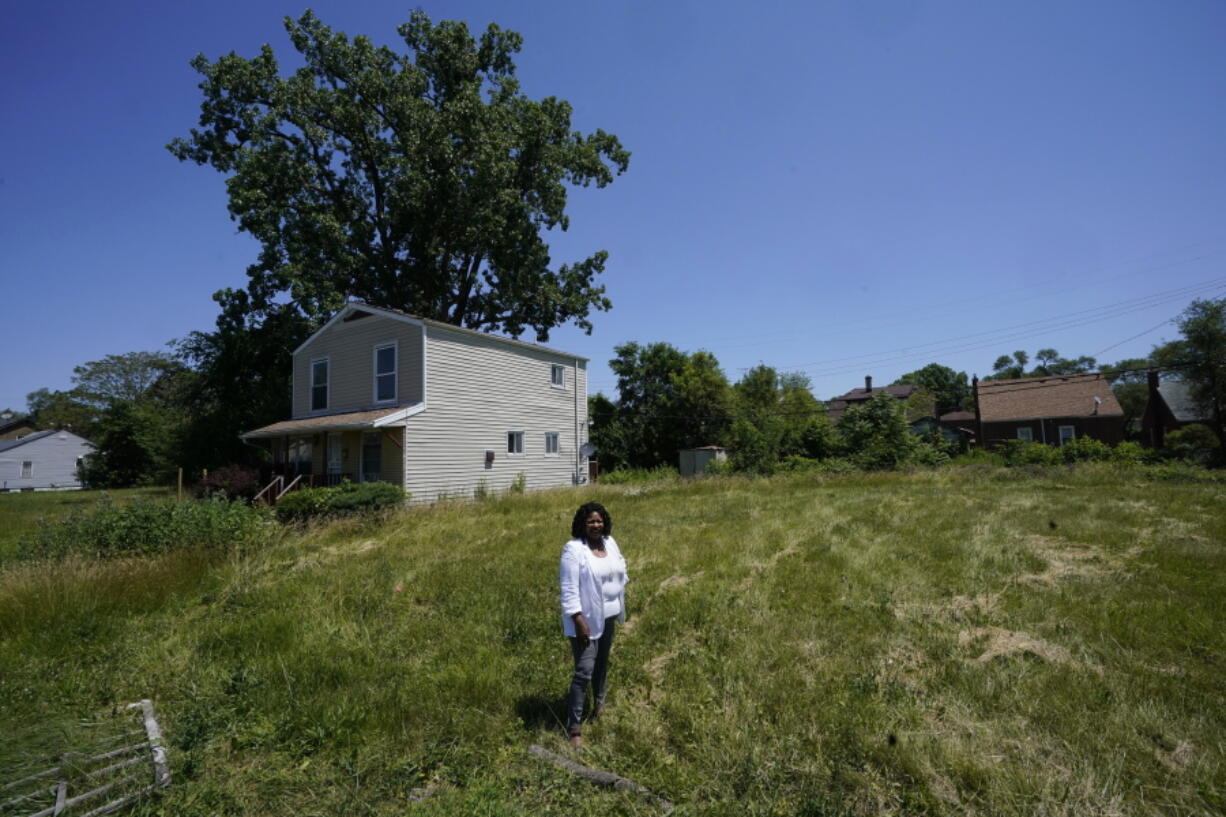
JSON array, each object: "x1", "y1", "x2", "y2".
[{"x1": 566, "y1": 616, "x2": 617, "y2": 733}]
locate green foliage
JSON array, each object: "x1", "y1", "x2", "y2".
[
  {"x1": 1164, "y1": 423, "x2": 1221, "y2": 465},
  {"x1": 995, "y1": 439, "x2": 1063, "y2": 466},
  {"x1": 473, "y1": 480, "x2": 490, "y2": 501},
  {"x1": 837, "y1": 392, "x2": 931, "y2": 469},
  {"x1": 275, "y1": 482, "x2": 407, "y2": 523},
  {"x1": 986, "y1": 348, "x2": 1096, "y2": 381},
  {"x1": 508, "y1": 472, "x2": 527, "y2": 494},
  {"x1": 169, "y1": 10, "x2": 628, "y2": 342},
  {"x1": 596, "y1": 465, "x2": 680, "y2": 485},
  {"x1": 1167, "y1": 298, "x2": 1226, "y2": 446},
  {"x1": 595, "y1": 342, "x2": 734, "y2": 470},
  {"x1": 894, "y1": 363, "x2": 971, "y2": 415},
  {"x1": 1058, "y1": 435, "x2": 1113, "y2": 463},
  {"x1": 16, "y1": 497, "x2": 271, "y2": 561}
]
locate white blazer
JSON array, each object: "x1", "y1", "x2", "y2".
[{"x1": 559, "y1": 536, "x2": 628, "y2": 639}]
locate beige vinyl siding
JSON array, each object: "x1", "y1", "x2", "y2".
[
  {"x1": 292, "y1": 316, "x2": 424, "y2": 417},
  {"x1": 404, "y1": 325, "x2": 588, "y2": 504}
]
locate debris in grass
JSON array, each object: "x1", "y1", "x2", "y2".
[{"x1": 528, "y1": 744, "x2": 673, "y2": 811}]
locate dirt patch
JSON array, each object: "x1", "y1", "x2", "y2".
[
  {"x1": 1155, "y1": 739, "x2": 1195, "y2": 772},
  {"x1": 958, "y1": 626, "x2": 1087, "y2": 669},
  {"x1": 659, "y1": 571, "x2": 703, "y2": 591},
  {"x1": 1019, "y1": 536, "x2": 1139, "y2": 586}
]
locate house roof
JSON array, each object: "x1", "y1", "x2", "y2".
[
  {"x1": 939, "y1": 411, "x2": 976, "y2": 422},
  {"x1": 0, "y1": 415, "x2": 34, "y2": 436},
  {"x1": 977, "y1": 373, "x2": 1123, "y2": 422},
  {"x1": 830, "y1": 383, "x2": 918, "y2": 402},
  {"x1": 294, "y1": 301, "x2": 589, "y2": 362},
  {"x1": 1157, "y1": 381, "x2": 1207, "y2": 423},
  {"x1": 241, "y1": 405, "x2": 423, "y2": 439},
  {"x1": 0, "y1": 429, "x2": 93, "y2": 453}
]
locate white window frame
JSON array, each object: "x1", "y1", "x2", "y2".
[
  {"x1": 373, "y1": 340, "x2": 398, "y2": 404},
  {"x1": 1058, "y1": 425, "x2": 1076, "y2": 445},
  {"x1": 544, "y1": 431, "x2": 560, "y2": 456},
  {"x1": 310, "y1": 356, "x2": 330, "y2": 412},
  {"x1": 507, "y1": 431, "x2": 524, "y2": 456},
  {"x1": 550, "y1": 364, "x2": 565, "y2": 388},
  {"x1": 21, "y1": 460, "x2": 33, "y2": 479},
  {"x1": 1016, "y1": 427, "x2": 1033, "y2": 442}
]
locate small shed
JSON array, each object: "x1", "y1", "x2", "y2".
[{"x1": 679, "y1": 446, "x2": 727, "y2": 477}]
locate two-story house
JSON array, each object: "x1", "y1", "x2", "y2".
[{"x1": 242, "y1": 302, "x2": 590, "y2": 504}]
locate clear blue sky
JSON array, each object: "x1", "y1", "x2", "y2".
[{"x1": 3, "y1": 0, "x2": 1225, "y2": 412}]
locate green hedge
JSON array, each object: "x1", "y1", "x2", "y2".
[
  {"x1": 275, "y1": 481, "x2": 406, "y2": 523},
  {"x1": 16, "y1": 497, "x2": 273, "y2": 561}
]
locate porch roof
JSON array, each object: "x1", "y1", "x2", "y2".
[{"x1": 241, "y1": 404, "x2": 422, "y2": 439}]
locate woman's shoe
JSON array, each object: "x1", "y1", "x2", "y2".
[
  {"x1": 592, "y1": 706, "x2": 606, "y2": 721},
  {"x1": 568, "y1": 731, "x2": 583, "y2": 749}
]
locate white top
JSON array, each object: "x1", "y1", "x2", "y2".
[
  {"x1": 559, "y1": 536, "x2": 628, "y2": 639},
  {"x1": 590, "y1": 553, "x2": 624, "y2": 619}
]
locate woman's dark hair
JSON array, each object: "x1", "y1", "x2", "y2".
[{"x1": 572, "y1": 502, "x2": 613, "y2": 539}]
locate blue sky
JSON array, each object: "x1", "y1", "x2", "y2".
[{"x1": 3, "y1": 0, "x2": 1225, "y2": 412}]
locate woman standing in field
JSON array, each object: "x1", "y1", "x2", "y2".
[{"x1": 559, "y1": 501, "x2": 628, "y2": 749}]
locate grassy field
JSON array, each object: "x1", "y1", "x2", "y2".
[
  {"x1": 0, "y1": 466, "x2": 1223, "y2": 816},
  {"x1": 0, "y1": 487, "x2": 173, "y2": 558}
]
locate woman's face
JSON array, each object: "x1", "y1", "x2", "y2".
[{"x1": 584, "y1": 511, "x2": 605, "y2": 540}]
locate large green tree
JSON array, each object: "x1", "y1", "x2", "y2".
[
  {"x1": 1158, "y1": 298, "x2": 1226, "y2": 446},
  {"x1": 893, "y1": 363, "x2": 970, "y2": 415},
  {"x1": 169, "y1": 10, "x2": 629, "y2": 341}
]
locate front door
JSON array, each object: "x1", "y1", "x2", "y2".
[
  {"x1": 327, "y1": 433, "x2": 342, "y2": 480},
  {"x1": 361, "y1": 432, "x2": 382, "y2": 482}
]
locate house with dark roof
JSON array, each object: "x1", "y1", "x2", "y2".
[
  {"x1": 241, "y1": 302, "x2": 591, "y2": 504},
  {"x1": 1141, "y1": 372, "x2": 1210, "y2": 448},
  {"x1": 974, "y1": 373, "x2": 1124, "y2": 447},
  {"x1": 0, "y1": 429, "x2": 94, "y2": 491},
  {"x1": 826, "y1": 376, "x2": 920, "y2": 424},
  {"x1": 0, "y1": 414, "x2": 38, "y2": 441}
]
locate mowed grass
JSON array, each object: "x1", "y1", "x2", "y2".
[
  {"x1": 0, "y1": 487, "x2": 173, "y2": 558},
  {"x1": 0, "y1": 466, "x2": 1223, "y2": 816}
]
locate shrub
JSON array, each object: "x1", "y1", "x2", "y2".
[
  {"x1": 997, "y1": 439, "x2": 1062, "y2": 467},
  {"x1": 599, "y1": 466, "x2": 680, "y2": 485},
  {"x1": 274, "y1": 482, "x2": 406, "y2": 523},
  {"x1": 1110, "y1": 441, "x2": 1155, "y2": 465},
  {"x1": 1060, "y1": 436, "x2": 1112, "y2": 463},
  {"x1": 1165, "y1": 423, "x2": 1221, "y2": 465},
  {"x1": 509, "y1": 472, "x2": 527, "y2": 494},
  {"x1": 196, "y1": 464, "x2": 262, "y2": 501},
  {"x1": 17, "y1": 497, "x2": 273, "y2": 561}
]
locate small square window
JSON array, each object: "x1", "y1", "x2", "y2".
[
  {"x1": 507, "y1": 431, "x2": 524, "y2": 455},
  {"x1": 1058, "y1": 425, "x2": 1076, "y2": 445},
  {"x1": 1016, "y1": 427, "x2": 1033, "y2": 442},
  {"x1": 550, "y1": 364, "x2": 565, "y2": 387},
  {"x1": 545, "y1": 432, "x2": 559, "y2": 456}
]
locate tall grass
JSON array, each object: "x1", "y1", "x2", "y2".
[
  {"x1": 1, "y1": 467, "x2": 1222, "y2": 815},
  {"x1": 0, "y1": 487, "x2": 172, "y2": 559}
]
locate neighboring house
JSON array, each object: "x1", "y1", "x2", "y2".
[
  {"x1": 0, "y1": 430, "x2": 94, "y2": 491},
  {"x1": 974, "y1": 373, "x2": 1124, "y2": 447},
  {"x1": 0, "y1": 415, "x2": 38, "y2": 441},
  {"x1": 1141, "y1": 372, "x2": 1210, "y2": 448},
  {"x1": 826, "y1": 376, "x2": 919, "y2": 424},
  {"x1": 938, "y1": 410, "x2": 978, "y2": 445},
  {"x1": 242, "y1": 302, "x2": 589, "y2": 504}
]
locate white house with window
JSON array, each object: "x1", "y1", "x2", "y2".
[
  {"x1": 0, "y1": 430, "x2": 94, "y2": 492},
  {"x1": 242, "y1": 302, "x2": 590, "y2": 503}
]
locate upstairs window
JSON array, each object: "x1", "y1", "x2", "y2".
[
  {"x1": 374, "y1": 342, "x2": 397, "y2": 402},
  {"x1": 545, "y1": 432, "x2": 560, "y2": 456},
  {"x1": 311, "y1": 358, "x2": 329, "y2": 411},
  {"x1": 550, "y1": 364, "x2": 565, "y2": 388},
  {"x1": 507, "y1": 431, "x2": 524, "y2": 456}
]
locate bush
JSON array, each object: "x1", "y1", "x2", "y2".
[
  {"x1": 1165, "y1": 423, "x2": 1221, "y2": 465},
  {"x1": 275, "y1": 481, "x2": 406, "y2": 523},
  {"x1": 196, "y1": 464, "x2": 262, "y2": 501},
  {"x1": 1060, "y1": 436, "x2": 1112, "y2": 463},
  {"x1": 17, "y1": 497, "x2": 273, "y2": 561},
  {"x1": 996, "y1": 439, "x2": 1062, "y2": 467},
  {"x1": 599, "y1": 466, "x2": 681, "y2": 485},
  {"x1": 1110, "y1": 441, "x2": 1156, "y2": 465}
]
